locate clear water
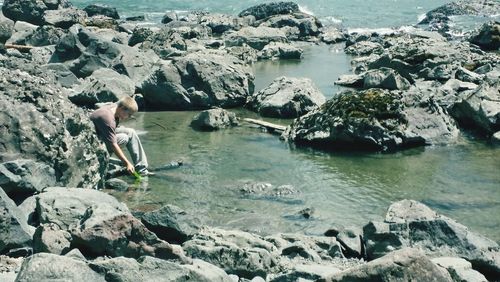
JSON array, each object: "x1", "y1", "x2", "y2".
[{"x1": 4, "y1": 0, "x2": 498, "y2": 241}]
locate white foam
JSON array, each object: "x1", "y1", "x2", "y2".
[
  {"x1": 417, "y1": 13, "x2": 427, "y2": 23},
  {"x1": 298, "y1": 5, "x2": 314, "y2": 16},
  {"x1": 347, "y1": 27, "x2": 396, "y2": 35},
  {"x1": 324, "y1": 16, "x2": 343, "y2": 25}
]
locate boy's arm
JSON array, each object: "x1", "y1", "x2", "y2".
[{"x1": 110, "y1": 142, "x2": 135, "y2": 174}]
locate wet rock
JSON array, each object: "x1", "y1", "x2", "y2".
[
  {"x1": 0, "y1": 159, "x2": 57, "y2": 198},
  {"x1": 90, "y1": 256, "x2": 232, "y2": 281},
  {"x1": 322, "y1": 248, "x2": 453, "y2": 282},
  {"x1": 191, "y1": 108, "x2": 239, "y2": 131},
  {"x1": 140, "y1": 205, "x2": 202, "y2": 244},
  {"x1": 0, "y1": 11, "x2": 14, "y2": 44},
  {"x1": 345, "y1": 41, "x2": 383, "y2": 56},
  {"x1": 85, "y1": 15, "x2": 119, "y2": 30},
  {"x1": 363, "y1": 68, "x2": 410, "y2": 90},
  {"x1": 197, "y1": 13, "x2": 245, "y2": 34},
  {"x1": 43, "y1": 7, "x2": 86, "y2": 29},
  {"x1": 15, "y1": 253, "x2": 106, "y2": 282},
  {"x1": 432, "y1": 257, "x2": 488, "y2": 282},
  {"x1": 104, "y1": 178, "x2": 129, "y2": 191},
  {"x1": 0, "y1": 67, "x2": 107, "y2": 188},
  {"x1": 336, "y1": 227, "x2": 363, "y2": 259},
  {"x1": 2, "y1": 0, "x2": 71, "y2": 25},
  {"x1": 247, "y1": 76, "x2": 325, "y2": 118},
  {"x1": 237, "y1": 181, "x2": 300, "y2": 197},
  {"x1": 258, "y1": 13, "x2": 322, "y2": 40},
  {"x1": 128, "y1": 26, "x2": 155, "y2": 47},
  {"x1": 363, "y1": 200, "x2": 500, "y2": 280},
  {"x1": 69, "y1": 68, "x2": 135, "y2": 107},
  {"x1": 320, "y1": 27, "x2": 345, "y2": 44},
  {"x1": 469, "y1": 21, "x2": 500, "y2": 51},
  {"x1": 33, "y1": 223, "x2": 72, "y2": 255},
  {"x1": 238, "y1": 2, "x2": 300, "y2": 21},
  {"x1": 125, "y1": 15, "x2": 145, "y2": 22},
  {"x1": 0, "y1": 188, "x2": 33, "y2": 254},
  {"x1": 226, "y1": 45, "x2": 258, "y2": 64},
  {"x1": 257, "y1": 42, "x2": 302, "y2": 60},
  {"x1": 225, "y1": 26, "x2": 288, "y2": 51},
  {"x1": 335, "y1": 74, "x2": 364, "y2": 88},
  {"x1": 161, "y1": 12, "x2": 177, "y2": 24},
  {"x1": 298, "y1": 207, "x2": 314, "y2": 219},
  {"x1": 70, "y1": 204, "x2": 188, "y2": 261},
  {"x1": 83, "y1": 4, "x2": 120, "y2": 20}
]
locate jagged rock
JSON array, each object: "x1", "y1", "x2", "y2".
[
  {"x1": 0, "y1": 159, "x2": 56, "y2": 198},
  {"x1": 270, "y1": 264, "x2": 341, "y2": 282},
  {"x1": 322, "y1": 248, "x2": 453, "y2": 282},
  {"x1": 1, "y1": 0, "x2": 71, "y2": 25},
  {"x1": 247, "y1": 76, "x2": 325, "y2": 118},
  {"x1": 0, "y1": 67, "x2": 107, "y2": 188},
  {"x1": 238, "y1": 2, "x2": 300, "y2": 21},
  {"x1": 128, "y1": 26, "x2": 155, "y2": 47},
  {"x1": 345, "y1": 41, "x2": 384, "y2": 56},
  {"x1": 225, "y1": 26, "x2": 288, "y2": 51},
  {"x1": 283, "y1": 86, "x2": 459, "y2": 151},
  {"x1": 23, "y1": 25, "x2": 65, "y2": 46},
  {"x1": 196, "y1": 13, "x2": 245, "y2": 34},
  {"x1": 469, "y1": 21, "x2": 500, "y2": 51},
  {"x1": 5, "y1": 20, "x2": 37, "y2": 45},
  {"x1": 15, "y1": 253, "x2": 106, "y2": 282},
  {"x1": 41, "y1": 63, "x2": 80, "y2": 88},
  {"x1": 90, "y1": 256, "x2": 232, "y2": 281},
  {"x1": 43, "y1": 7, "x2": 86, "y2": 29},
  {"x1": 70, "y1": 204, "x2": 187, "y2": 261},
  {"x1": 258, "y1": 42, "x2": 302, "y2": 60},
  {"x1": 226, "y1": 45, "x2": 258, "y2": 64},
  {"x1": 191, "y1": 108, "x2": 239, "y2": 131},
  {"x1": 335, "y1": 74, "x2": 364, "y2": 88},
  {"x1": 363, "y1": 200, "x2": 500, "y2": 280},
  {"x1": 33, "y1": 223, "x2": 72, "y2": 255},
  {"x1": 0, "y1": 188, "x2": 33, "y2": 254},
  {"x1": 104, "y1": 178, "x2": 129, "y2": 191},
  {"x1": 363, "y1": 68, "x2": 410, "y2": 90},
  {"x1": 432, "y1": 257, "x2": 488, "y2": 282},
  {"x1": 258, "y1": 13, "x2": 322, "y2": 39},
  {"x1": 455, "y1": 67, "x2": 484, "y2": 84},
  {"x1": 336, "y1": 227, "x2": 363, "y2": 259},
  {"x1": 83, "y1": 4, "x2": 119, "y2": 20},
  {"x1": 161, "y1": 12, "x2": 177, "y2": 24},
  {"x1": 85, "y1": 15, "x2": 119, "y2": 30},
  {"x1": 69, "y1": 68, "x2": 135, "y2": 107},
  {"x1": 140, "y1": 205, "x2": 202, "y2": 244},
  {"x1": 25, "y1": 187, "x2": 128, "y2": 229},
  {"x1": 0, "y1": 11, "x2": 14, "y2": 44},
  {"x1": 320, "y1": 27, "x2": 345, "y2": 44}
]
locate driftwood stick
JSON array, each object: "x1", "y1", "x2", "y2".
[
  {"x1": 243, "y1": 118, "x2": 287, "y2": 134},
  {"x1": 4, "y1": 43, "x2": 34, "y2": 52}
]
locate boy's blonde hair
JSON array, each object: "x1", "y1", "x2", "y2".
[{"x1": 117, "y1": 96, "x2": 138, "y2": 113}]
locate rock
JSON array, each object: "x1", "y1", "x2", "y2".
[
  {"x1": 2, "y1": 0, "x2": 70, "y2": 25},
  {"x1": 69, "y1": 68, "x2": 135, "y2": 107},
  {"x1": 27, "y1": 187, "x2": 128, "y2": 229},
  {"x1": 270, "y1": 264, "x2": 341, "y2": 282},
  {"x1": 469, "y1": 21, "x2": 500, "y2": 51},
  {"x1": 345, "y1": 41, "x2": 384, "y2": 56},
  {"x1": 449, "y1": 81, "x2": 500, "y2": 134},
  {"x1": 336, "y1": 227, "x2": 363, "y2": 259},
  {"x1": 24, "y1": 25, "x2": 65, "y2": 46},
  {"x1": 297, "y1": 207, "x2": 314, "y2": 219},
  {"x1": 104, "y1": 178, "x2": 129, "y2": 191},
  {"x1": 125, "y1": 15, "x2": 145, "y2": 22},
  {"x1": 0, "y1": 11, "x2": 14, "y2": 44},
  {"x1": 41, "y1": 63, "x2": 80, "y2": 88},
  {"x1": 432, "y1": 257, "x2": 488, "y2": 282},
  {"x1": 85, "y1": 15, "x2": 119, "y2": 30},
  {"x1": 227, "y1": 45, "x2": 258, "y2": 64},
  {"x1": 0, "y1": 188, "x2": 33, "y2": 254},
  {"x1": 70, "y1": 204, "x2": 189, "y2": 261},
  {"x1": 141, "y1": 51, "x2": 254, "y2": 110},
  {"x1": 128, "y1": 26, "x2": 155, "y2": 46},
  {"x1": 283, "y1": 86, "x2": 459, "y2": 151},
  {"x1": 237, "y1": 182, "x2": 299, "y2": 197},
  {"x1": 320, "y1": 27, "x2": 345, "y2": 44},
  {"x1": 363, "y1": 68, "x2": 411, "y2": 90},
  {"x1": 492, "y1": 131, "x2": 500, "y2": 144},
  {"x1": 322, "y1": 248, "x2": 453, "y2": 282},
  {"x1": 455, "y1": 67, "x2": 484, "y2": 84},
  {"x1": 0, "y1": 159, "x2": 57, "y2": 198},
  {"x1": 90, "y1": 256, "x2": 232, "y2": 281},
  {"x1": 247, "y1": 76, "x2": 325, "y2": 118},
  {"x1": 161, "y1": 12, "x2": 177, "y2": 24},
  {"x1": 5, "y1": 20, "x2": 37, "y2": 45},
  {"x1": 238, "y1": 2, "x2": 300, "y2": 21},
  {"x1": 335, "y1": 74, "x2": 364, "y2": 88},
  {"x1": 191, "y1": 108, "x2": 239, "y2": 131},
  {"x1": 225, "y1": 26, "x2": 288, "y2": 51},
  {"x1": 140, "y1": 205, "x2": 202, "y2": 245},
  {"x1": 15, "y1": 253, "x2": 106, "y2": 282},
  {"x1": 0, "y1": 67, "x2": 107, "y2": 189},
  {"x1": 83, "y1": 4, "x2": 120, "y2": 20},
  {"x1": 364, "y1": 200, "x2": 500, "y2": 280},
  {"x1": 43, "y1": 7, "x2": 86, "y2": 29},
  {"x1": 33, "y1": 223, "x2": 72, "y2": 255},
  {"x1": 258, "y1": 42, "x2": 303, "y2": 60},
  {"x1": 196, "y1": 13, "x2": 245, "y2": 34}
]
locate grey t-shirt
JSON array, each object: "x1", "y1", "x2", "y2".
[{"x1": 90, "y1": 104, "x2": 117, "y2": 145}]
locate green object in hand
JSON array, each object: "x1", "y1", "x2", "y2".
[{"x1": 132, "y1": 171, "x2": 142, "y2": 180}]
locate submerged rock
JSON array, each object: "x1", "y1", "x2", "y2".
[
  {"x1": 225, "y1": 26, "x2": 288, "y2": 51},
  {"x1": 191, "y1": 108, "x2": 239, "y2": 131}
]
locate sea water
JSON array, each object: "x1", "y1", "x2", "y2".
[{"x1": 5, "y1": 0, "x2": 499, "y2": 241}]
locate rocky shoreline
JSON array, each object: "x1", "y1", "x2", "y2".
[{"x1": 0, "y1": 0, "x2": 499, "y2": 281}]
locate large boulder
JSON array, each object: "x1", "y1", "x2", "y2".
[
  {"x1": 258, "y1": 13, "x2": 323, "y2": 40},
  {"x1": 0, "y1": 159, "x2": 57, "y2": 198},
  {"x1": 238, "y1": 2, "x2": 300, "y2": 21},
  {"x1": 69, "y1": 68, "x2": 135, "y2": 107},
  {"x1": 363, "y1": 200, "x2": 500, "y2": 280},
  {"x1": 283, "y1": 86, "x2": 459, "y2": 151},
  {"x1": 0, "y1": 66, "x2": 107, "y2": 189},
  {"x1": 0, "y1": 11, "x2": 14, "y2": 44},
  {"x1": 32, "y1": 223, "x2": 72, "y2": 255},
  {"x1": 432, "y1": 257, "x2": 488, "y2": 282},
  {"x1": 15, "y1": 253, "x2": 106, "y2": 282},
  {"x1": 190, "y1": 108, "x2": 239, "y2": 131},
  {"x1": 141, "y1": 50, "x2": 254, "y2": 110},
  {"x1": 83, "y1": 4, "x2": 119, "y2": 20},
  {"x1": 469, "y1": 21, "x2": 500, "y2": 51},
  {"x1": 362, "y1": 68, "x2": 411, "y2": 90},
  {"x1": 321, "y1": 248, "x2": 453, "y2": 282},
  {"x1": 225, "y1": 26, "x2": 288, "y2": 51},
  {"x1": 0, "y1": 188, "x2": 33, "y2": 254},
  {"x1": 257, "y1": 42, "x2": 303, "y2": 60},
  {"x1": 23, "y1": 25, "x2": 65, "y2": 46},
  {"x1": 1, "y1": 0, "x2": 71, "y2": 25},
  {"x1": 43, "y1": 7, "x2": 86, "y2": 29},
  {"x1": 247, "y1": 76, "x2": 325, "y2": 118}
]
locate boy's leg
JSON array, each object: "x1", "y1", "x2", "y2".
[{"x1": 115, "y1": 127, "x2": 149, "y2": 172}]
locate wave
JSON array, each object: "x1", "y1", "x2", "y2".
[
  {"x1": 347, "y1": 27, "x2": 397, "y2": 35},
  {"x1": 298, "y1": 5, "x2": 314, "y2": 16},
  {"x1": 323, "y1": 16, "x2": 343, "y2": 25},
  {"x1": 417, "y1": 12, "x2": 427, "y2": 23}
]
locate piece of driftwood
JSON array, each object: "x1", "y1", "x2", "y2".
[
  {"x1": 4, "y1": 43, "x2": 34, "y2": 52},
  {"x1": 243, "y1": 118, "x2": 287, "y2": 134}
]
